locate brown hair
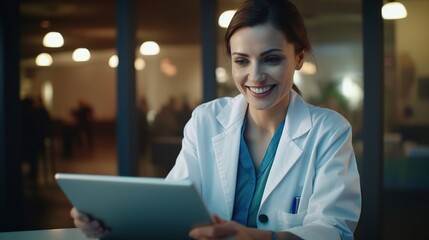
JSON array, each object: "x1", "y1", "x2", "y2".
[
  {"x1": 225, "y1": 0, "x2": 310, "y2": 55},
  {"x1": 225, "y1": 0, "x2": 311, "y2": 95}
]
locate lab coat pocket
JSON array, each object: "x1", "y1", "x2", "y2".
[{"x1": 277, "y1": 210, "x2": 307, "y2": 229}]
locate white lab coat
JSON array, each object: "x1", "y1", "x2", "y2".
[{"x1": 166, "y1": 90, "x2": 361, "y2": 240}]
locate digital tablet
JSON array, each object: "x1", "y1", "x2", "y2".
[{"x1": 55, "y1": 173, "x2": 213, "y2": 240}]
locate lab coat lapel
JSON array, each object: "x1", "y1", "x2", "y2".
[
  {"x1": 212, "y1": 95, "x2": 247, "y2": 219},
  {"x1": 262, "y1": 91, "x2": 312, "y2": 203}
]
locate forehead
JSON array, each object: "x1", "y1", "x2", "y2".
[{"x1": 229, "y1": 24, "x2": 290, "y2": 53}]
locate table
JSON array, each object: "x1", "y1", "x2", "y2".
[{"x1": 0, "y1": 228, "x2": 93, "y2": 240}]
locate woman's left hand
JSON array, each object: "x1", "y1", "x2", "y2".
[{"x1": 188, "y1": 215, "x2": 264, "y2": 240}]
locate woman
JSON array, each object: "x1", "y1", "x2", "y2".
[{"x1": 71, "y1": 0, "x2": 361, "y2": 239}]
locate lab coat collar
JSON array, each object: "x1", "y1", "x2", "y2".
[
  {"x1": 262, "y1": 90, "x2": 312, "y2": 203},
  {"x1": 284, "y1": 90, "x2": 312, "y2": 140},
  {"x1": 216, "y1": 94, "x2": 247, "y2": 129},
  {"x1": 212, "y1": 95, "x2": 246, "y2": 218}
]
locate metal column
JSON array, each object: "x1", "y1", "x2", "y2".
[
  {"x1": 361, "y1": 0, "x2": 384, "y2": 238},
  {"x1": 200, "y1": 0, "x2": 217, "y2": 102},
  {"x1": 116, "y1": 0, "x2": 138, "y2": 176}
]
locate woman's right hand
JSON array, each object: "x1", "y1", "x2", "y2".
[{"x1": 70, "y1": 207, "x2": 110, "y2": 239}]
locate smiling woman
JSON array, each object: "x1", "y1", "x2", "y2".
[
  {"x1": 9, "y1": 0, "x2": 429, "y2": 238},
  {"x1": 70, "y1": 1, "x2": 361, "y2": 240}
]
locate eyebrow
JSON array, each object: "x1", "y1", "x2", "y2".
[{"x1": 231, "y1": 48, "x2": 283, "y2": 57}]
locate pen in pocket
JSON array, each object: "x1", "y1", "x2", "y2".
[{"x1": 291, "y1": 196, "x2": 301, "y2": 214}]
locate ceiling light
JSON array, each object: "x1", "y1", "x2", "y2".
[
  {"x1": 35, "y1": 53, "x2": 53, "y2": 66},
  {"x1": 72, "y1": 48, "x2": 91, "y2": 62},
  {"x1": 382, "y1": 2, "x2": 407, "y2": 20},
  {"x1": 43, "y1": 32, "x2": 64, "y2": 48},
  {"x1": 135, "y1": 58, "x2": 146, "y2": 71},
  {"x1": 218, "y1": 10, "x2": 236, "y2": 28},
  {"x1": 140, "y1": 41, "x2": 160, "y2": 55},
  {"x1": 109, "y1": 55, "x2": 118, "y2": 68}
]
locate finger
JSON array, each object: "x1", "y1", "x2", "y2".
[
  {"x1": 189, "y1": 223, "x2": 236, "y2": 239},
  {"x1": 70, "y1": 207, "x2": 89, "y2": 222},
  {"x1": 212, "y1": 215, "x2": 227, "y2": 224},
  {"x1": 74, "y1": 219, "x2": 101, "y2": 231},
  {"x1": 189, "y1": 226, "x2": 213, "y2": 239},
  {"x1": 83, "y1": 226, "x2": 110, "y2": 238}
]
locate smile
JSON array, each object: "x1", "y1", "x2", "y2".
[{"x1": 247, "y1": 85, "x2": 276, "y2": 94}]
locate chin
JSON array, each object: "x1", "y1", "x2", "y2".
[{"x1": 248, "y1": 101, "x2": 275, "y2": 111}]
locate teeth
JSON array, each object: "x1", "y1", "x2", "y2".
[{"x1": 249, "y1": 86, "x2": 272, "y2": 94}]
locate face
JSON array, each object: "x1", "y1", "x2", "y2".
[{"x1": 229, "y1": 23, "x2": 304, "y2": 113}]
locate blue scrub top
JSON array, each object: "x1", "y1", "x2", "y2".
[{"x1": 232, "y1": 116, "x2": 285, "y2": 227}]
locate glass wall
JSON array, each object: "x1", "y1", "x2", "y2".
[
  {"x1": 20, "y1": 0, "x2": 118, "y2": 179},
  {"x1": 19, "y1": 0, "x2": 205, "y2": 230},
  {"x1": 19, "y1": 0, "x2": 118, "y2": 229},
  {"x1": 383, "y1": 0, "x2": 429, "y2": 190},
  {"x1": 135, "y1": 0, "x2": 202, "y2": 177},
  {"x1": 382, "y1": 1, "x2": 429, "y2": 239}
]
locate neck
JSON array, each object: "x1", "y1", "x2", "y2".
[{"x1": 247, "y1": 95, "x2": 289, "y2": 135}]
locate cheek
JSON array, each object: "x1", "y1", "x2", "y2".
[
  {"x1": 231, "y1": 67, "x2": 245, "y2": 85},
  {"x1": 281, "y1": 72, "x2": 295, "y2": 91},
  {"x1": 267, "y1": 68, "x2": 287, "y2": 84},
  {"x1": 276, "y1": 65, "x2": 295, "y2": 83}
]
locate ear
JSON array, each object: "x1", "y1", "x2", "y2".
[{"x1": 295, "y1": 50, "x2": 305, "y2": 70}]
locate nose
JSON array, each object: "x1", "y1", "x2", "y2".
[{"x1": 249, "y1": 63, "x2": 265, "y2": 83}]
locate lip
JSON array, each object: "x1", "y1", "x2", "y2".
[{"x1": 246, "y1": 84, "x2": 276, "y2": 98}]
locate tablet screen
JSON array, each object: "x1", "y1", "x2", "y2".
[{"x1": 55, "y1": 173, "x2": 213, "y2": 240}]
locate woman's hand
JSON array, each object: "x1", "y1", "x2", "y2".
[
  {"x1": 189, "y1": 215, "x2": 269, "y2": 240},
  {"x1": 70, "y1": 207, "x2": 110, "y2": 239}
]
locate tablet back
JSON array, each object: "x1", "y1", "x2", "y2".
[{"x1": 55, "y1": 173, "x2": 213, "y2": 240}]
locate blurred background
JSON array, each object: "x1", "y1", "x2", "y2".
[{"x1": 1, "y1": 0, "x2": 428, "y2": 239}]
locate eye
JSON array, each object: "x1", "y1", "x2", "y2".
[
  {"x1": 264, "y1": 56, "x2": 282, "y2": 65},
  {"x1": 233, "y1": 57, "x2": 249, "y2": 66}
]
